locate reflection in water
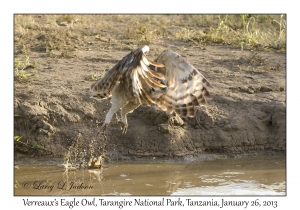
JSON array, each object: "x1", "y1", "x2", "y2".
[
  {"x1": 172, "y1": 182, "x2": 285, "y2": 195},
  {"x1": 14, "y1": 155, "x2": 286, "y2": 196}
]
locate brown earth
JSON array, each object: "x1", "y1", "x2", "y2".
[{"x1": 14, "y1": 20, "x2": 286, "y2": 162}]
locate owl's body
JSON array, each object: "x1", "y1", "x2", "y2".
[{"x1": 90, "y1": 46, "x2": 212, "y2": 134}]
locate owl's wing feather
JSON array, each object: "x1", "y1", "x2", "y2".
[
  {"x1": 90, "y1": 46, "x2": 166, "y2": 104},
  {"x1": 154, "y1": 50, "x2": 212, "y2": 117}
]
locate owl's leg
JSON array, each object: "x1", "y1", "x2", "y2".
[
  {"x1": 102, "y1": 94, "x2": 127, "y2": 132},
  {"x1": 120, "y1": 101, "x2": 140, "y2": 134}
]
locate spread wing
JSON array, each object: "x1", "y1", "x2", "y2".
[
  {"x1": 154, "y1": 50, "x2": 213, "y2": 117},
  {"x1": 90, "y1": 46, "x2": 166, "y2": 103}
]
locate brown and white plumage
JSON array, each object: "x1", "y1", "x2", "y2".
[
  {"x1": 90, "y1": 46, "x2": 166, "y2": 104},
  {"x1": 90, "y1": 46, "x2": 212, "y2": 134},
  {"x1": 154, "y1": 50, "x2": 213, "y2": 117}
]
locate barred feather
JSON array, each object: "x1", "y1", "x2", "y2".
[
  {"x1": 154, "y1": 50, "x2": 212, "y2": 117},
  {"x1": 90, "y1": 46, "x2": 167, "y2": 104},
  {"x1": 90, "y1": 46, "x2": 212, "y2": 122}
]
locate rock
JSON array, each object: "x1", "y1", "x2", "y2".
[
  {"x1": 158, "y1": 124, "x2": 171, "y2": 134},
  {"x1": 222, "y1": 124, "x2": 239, "y2": 131},
  {"x1": 18, "y1": 102, "x2": 48, "y2": 116},
  {"x1": 260, "y1": 86, "x2": 273, "y2": 92}
]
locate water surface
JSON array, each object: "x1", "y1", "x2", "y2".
[{"x1": 14, "y1": 155, "x2": 286, "y2": 196}]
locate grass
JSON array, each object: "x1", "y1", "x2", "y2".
[
  {"x1": 14, "y1": 114, "x2": 51, "y2": 153},
  {"x1": 14, "y1": 14, "x2": 286, "y2": 74},
  {"x1": 14, "y1": 14, "x2": 285, "y2": 82},
  {"x1": 175, "y1": 15, "x2": 286, "y2": 50},
  {"x1": 87, "y1": 72, "x2": 104, "y2": 81},
  {"x1": 14, "y1": 49, "x2": 39, "y2": 80},
  {"x1": 14, "y1": 135, "x2": 22, "y2": 141},
  {"x1": 14, "y1": 134, "x2": 52, "y2": 152},
  {"x1": 14, "y1": 180, "x2": 21, "y2": 188},
  {"x1": 15, "y1": 14, "x2": 286, "y2": 54}
]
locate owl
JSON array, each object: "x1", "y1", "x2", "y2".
[{"x1": 90, "y1": 46, "x2": 212, "y2": 134}]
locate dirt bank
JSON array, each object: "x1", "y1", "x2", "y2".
[
  {"x1": 14, "y1": 15, "x2": 286, "y2": 161},
  {"x1": 14, "y1": 44, "x2": 286, "y2": 160}
]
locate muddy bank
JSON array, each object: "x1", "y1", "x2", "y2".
[{"x1": 14, "y1": 44, "x2": 286, "y2": 160}]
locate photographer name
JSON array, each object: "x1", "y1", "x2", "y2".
[{"x1": 23, "y1": 181, "x2": 93, "y2": 192}]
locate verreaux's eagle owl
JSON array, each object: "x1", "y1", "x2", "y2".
[{"x1": 90, "y1": 46, "x2": 212, "y2": 134}]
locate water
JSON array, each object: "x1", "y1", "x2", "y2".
[{"x1": 14, "y1": 155, "x2": 286, "y2": 196}]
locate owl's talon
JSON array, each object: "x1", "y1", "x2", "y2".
[{"x1": 121, "y1": 123, "x2": 128, "y2": 135}]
